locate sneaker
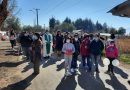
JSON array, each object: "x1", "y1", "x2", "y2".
[
  {"x1": 32, "y1": 72, "x2": 39, "y2": 75},
  {"x1": 105, "y1": 71, "x2": 110, "y2": 74},
  {"x1": 111, "y1": 72, "x2": 115, "y2": 76},
  {"x1": 67, "y1": 72, "x2": 72, "y2": 76},
  {"x1": 96, "y1": 69, "x2": 100, "y2": 73},
  {"x1": 65, "y1": 72, "x2": 72, "y2": 76},
  {"x1": 74, "y1": 69, "x2": 78, "y2": 72},
  {"x1": 128, "y1": 80, "x2": 130, "y2": 85},
  {"x1": 71, "y1": 69, "x2": 74, "y2": 73}
]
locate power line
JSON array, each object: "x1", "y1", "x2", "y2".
[
  {"x1": 44, "y1": 0, "x2": 67, "y2": 17},
  {"x1": 56, "y1": 0, "x2": 81, "y2": 15}
]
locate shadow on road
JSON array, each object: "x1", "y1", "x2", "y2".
[
  {"x1": 1, "y1": 74, "x2": 37, "y2": 90},
  {"x1": 42, "y1": 55, "x2": 63, "y2": 68},
  {"x1": 22, "y1": 62, "x2": 33, "y2": 73},
  {"x1": 106, "y1": 75, "x2": 128, "y2": 90},
  {"x1": 78, "y1": 68, "x2": 110, "y2": 90},
  {"x1": 0, "y1": 60, "x2": 26, "y2": 67},
  {"x1": 56, "y1": 61, "x2": 65, "y2": 71},
  {"x1": 56, "y1": 76, "x2": 77, "y2": 90},
  {"x1": 114, "y1": 67, "x2": 129, "y2": 79}
]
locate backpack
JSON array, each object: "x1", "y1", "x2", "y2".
[{"x1": 106, "y1": 45, "x2": 116, "y2": 58}]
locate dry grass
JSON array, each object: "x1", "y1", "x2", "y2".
[
  {"x1": 117, "y1": 38, "x2": 130, "y2": 64},
  {"x1": 117, "y1": 38, "x2": 130, "y2": 54}
]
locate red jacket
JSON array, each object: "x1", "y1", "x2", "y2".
[
  {"x1": 105, "y1": 45, "x2": 118, "y2": 58},
  {"x1": 80, "y1": 38, "x2": 90, "y2": 56}
]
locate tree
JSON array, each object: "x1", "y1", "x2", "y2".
[
  {"x1": 0, "y1": 0, "x2": 17, "y2": 28},
  {"x1": 103, "y1": 23, "x2": 108, "y2": 33},
  {"x1": 22, "y1": 25, "x2": 43, "y2": 32},
  {"x1": 109, "y1": 27, "x2": 118, "y2": 34},
  {"x1": 118, "y1": 27, "x2": 126, "y2": 35},
  {"x1": 74, "y1": 18, "x2": 83, "y2": 30},
  {"x1": 60, "y1": 22, "x2": 75, "y2": 32},
  {"x1": 49, "y1": 17, "x2": 56, "y2": 30},
  {"x1": 64, "y1": 17, "x2": 71, "y2": 24},
  {"x1": 96, "y1": 21, "x2": 103, "y2": 31},
  {"x1": 1, "y1": 16, "x2": 21, "y2": 31}
]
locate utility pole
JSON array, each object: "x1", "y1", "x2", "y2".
[
  {"x1": 44, "y1": 24, "x2": 45, "y2": 30},
  {"x1": 34, "y1": 8, "x2": 40, "y2": 28},
  {"x1": 29, "y1": 8, "x2": 40, "y2": 30}
]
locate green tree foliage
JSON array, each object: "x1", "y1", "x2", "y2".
[
  {"x1": 22, "y1": 25, "x2": 43, "y2": 32},
  {"x1": 2, "y1": 16, "x2": 21, "y2": 31},
  {"x1": 60, "y1": 22, "x2": 75, "y2": 32},
  {"x1": 96, "y1": 21, "x2": 103, "y2": 31},
  {"x1": 109, "y1": 27, "x2": 118, "y2": 34},
  {"x1": 49, "y1": 17, "x2": 56, "y2": 29},
  {"x1": 118, "y1": 27, "x2": 126, "y2": 35},
  {"x1": 63, "y1": 17, "x2": 71, "y2": 24},
  {"x1": 51, "y1": 17, "x2": 122, "y2": 34}
]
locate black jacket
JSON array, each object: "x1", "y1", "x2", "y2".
[
  {"x1": 20, "y1": 35, "x2": 33, "y2": 47},
  {"x1": 73, "y1": 40, "x2": 80, "y2": 55},
  {"x1": 90, "y1": 40, "x2": 104, "y2": 55}
]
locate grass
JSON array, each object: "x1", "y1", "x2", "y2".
[{"x1": 119, "y1": 54, "x2": 130, "y2": 64}]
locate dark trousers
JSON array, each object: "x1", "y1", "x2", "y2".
[
  {"x1": 82, "y1": 55, "x2": 92, "y2": 70},
  {"x1": 71, "y1": 53, "x2": 78, "y2": 69},
  {"x1": 22, "y1": 46, "x2": 32, "y2": 61},
  {"x1": 10, "y1": 40, "x2": 16, "y2": 48},
  {"x1": 91, "y1": 54, "x2": 101, "y2": 70},
  {"x1": 108, "y1": 58, "x2": 115, "y2": 72}
]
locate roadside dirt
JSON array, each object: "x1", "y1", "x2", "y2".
[{"x1": 0, "y1": 41, "x2": 23, "y2": 89}]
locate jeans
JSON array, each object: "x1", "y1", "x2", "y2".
[
  {"x1": 91, "y1": 54, "x2": 101, "y2": 70},
  {"x1": 22, "y1": 46, "x2": 32, "y2": 61},
  {"x1": 82, "y1": 55, "x2": 92, "y2": 70},
  {"x1": 64, "y1": 55, "x2": 72, "y2": 73}
]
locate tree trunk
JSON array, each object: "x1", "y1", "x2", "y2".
[{"x1": 0, "y1": 0, "x2": 9, "y2": 29}]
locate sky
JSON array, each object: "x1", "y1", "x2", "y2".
[{"x1": 17, "y1": 0, "x2": 130, "y2": 34}]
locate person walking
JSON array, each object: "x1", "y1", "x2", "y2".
[
  {"x1": 9, "y1": 29, "x2": 16, "y2": 50},
  {"x1": 42, "y1": 30, "x2": 53, "y2": 59},
  {"x1": 105, "y1": 40, "x2": 118, "y2": 75},
  {"x1": 71, "y1": 34, "x2": 80, "y2": 73},
  {"x1": 19, "y1": 32, "x2": 33, "y2": 61},
  {"x1": 90, "y1": 34, "x2": 104, "y2": 73},
  {"x1": 62, "y1": 37, "x2": 75, "y2": 76},
  {"x1": 32, "y1": 33, "x2": 43, "y2": 75},
  {"x1": 80, "y1": 34, "x2": 91, "y2": 71},
  {"x1": 55, "y1": 31, "x2": 63, "y2": 57}
]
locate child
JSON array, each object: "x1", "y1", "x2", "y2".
[
  {"x1": 105, "y1": 40, "x2": 118, "y2": 75},
  {"x1": 62, "y1": 37, "x2": 75, "y2": 76},
  {"x1": 80, "y1": 34, "x2": 91, "y2": 71}
]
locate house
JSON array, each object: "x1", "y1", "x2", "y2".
[{"x1": 108, "y1": 0, "x2": 130, "y2": 18}]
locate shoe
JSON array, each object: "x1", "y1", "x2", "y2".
[
  {"x1": 67, "y1": 72, "x2": 72, "y2": 76},
  {"x1": 74, "y1": 69, "x2": 78, "y2": 72},
  {"x1": 105, "y1": 71, "x2": 110, "y2": 74},
  {"x1": 96, "y1": 69, "x2": 100, "y2": 73},
  {"x1": 111, "y1": 72, "x2": 115, "y2": 76},
  {"x1": 71, "y1": 69, "x2": 74, "y2": 73},
  {"x1": 128, "y1": 80, "x2": 130, "y2": 85},
  {"x1": 32, "y1": 72, "x2": 39, "y2": 75},
  {"x1": 65, "y1": 72, "x2": 72, "y2": 76}
]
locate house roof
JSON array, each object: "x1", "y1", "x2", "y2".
[{"x1": 108, "y1": 0, "x2": 130, "y2": 18}]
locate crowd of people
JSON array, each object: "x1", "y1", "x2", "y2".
[{"x1": 9, "y1": 29, "x2": 119, "y2": 77}]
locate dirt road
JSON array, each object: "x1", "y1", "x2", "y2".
[{"x1": 1, "y1": 41, "x2": 130, "y2": 90}]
